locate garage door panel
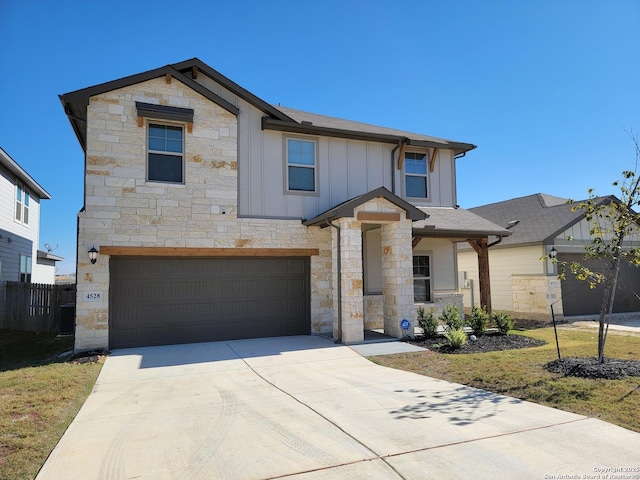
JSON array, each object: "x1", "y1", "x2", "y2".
[
  {"x1": 559, "y1": 253, "x2": 640, "y2": 315},
  {"x1": 110, "y1": 256, "x2": 310, "y2": 348}
]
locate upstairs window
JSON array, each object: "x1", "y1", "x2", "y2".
[
  {"x1": 405, "y1": 152, "x2": 428, "y2": 198},
  {"x1": 147, "y1": 123, "x2": 184, "y2": 183},
  {"x1": 15, "y1": 184, "x2": 30, "y2": 225},
  {"x1": 19, "y1": 255, "x2": 32, "y2": 283},
  {"x1": 413, "y1": 255, "x2": 431, "y2": 302},
  {"x1": 287, "y1": 138, "x2": 316, "y2": 192}
]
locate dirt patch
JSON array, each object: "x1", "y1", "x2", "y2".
[
  {"x1": 546, "y1": 357, "x2": 640, "y2": 379},
  {"x1": 409, "y1": 332, "x2": 546, "y2": 354}
]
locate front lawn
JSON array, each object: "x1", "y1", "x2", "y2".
[
  {"x1": 0, "y1": 330, "x2": 103, "y2": 480},
  {"x1": 370, "y1": 327, "x2": 640, "y2": 432}
]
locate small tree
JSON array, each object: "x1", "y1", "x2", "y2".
[{"x1": 557, "y1": 133, "x2": 640, "y2": 364}]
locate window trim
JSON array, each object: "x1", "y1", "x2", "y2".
[
  {"x1": 403, "y1": 151, "x2": 429, "y2": 200},
  {"x1": 412, "y1": 254, "x2": 432, "y2": 303},
  {"x1": 19, "y1": 254, "x2": 32, "y2": 283},
  {"x1": 284, "y1": 135, "x2": 319, "y2": 195},
  {"x1": 146, "y1": 121, "x2": 185, "y2": 185},
  {"x1": 15, "y1": 183, "x2": 30, "y2": 226}
]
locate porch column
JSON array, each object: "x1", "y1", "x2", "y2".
[
  {"x1": 331, "y1": 217, "x2": 364, "y2": 343},
  {"x1": 467, "y1": 238, "x2": 492, "y2": 313},
  {"x1": 381, "y1": 218, "x2": 415, "y2": 338}
]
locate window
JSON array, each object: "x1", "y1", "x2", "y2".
[
  {"x1": 147, "y1": 123, "x2": 184, "y2": 183},
  {"x1": 19, "y1": 255, "x2": 32, "y2": 283},
  {"x1": 287, "y1": 138, "x2": 316, "y2": 192},
  {"x1": 405, "y1": 152, "x2": 428, "y2": 198},
  {"x1": 413, "y1": 255, "x2": 431, "y2": 302},
  {"x1": 15, "y1": 184, "x2": 30, "y2": 225}
]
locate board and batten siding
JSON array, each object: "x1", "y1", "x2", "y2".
[
  {"x1": 193, "y1": 71, "x2": 457, "y2": 218},
  {"x1": 457, "y1": 245, "x2": 546, "y2": 311},
  {"x1": 365, "y1": 232, "x2": 457, "y2": 295}
]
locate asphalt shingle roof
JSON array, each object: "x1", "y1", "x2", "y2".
[
  {"x1": 466, "y1": 193, "x2": 610, "y2": 246},
  {"x1": 413, "y1": 207, "x2": 512, "y2": 238}
]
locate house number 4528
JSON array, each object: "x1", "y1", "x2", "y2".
[{"x1": 84, "y1": 292, "x2": 102, "y2": 302}]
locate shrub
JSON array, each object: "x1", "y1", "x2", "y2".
[
  {"x1": 417, "y1": 307, "x2": 439, "y2": 339},
  {"x1": 467, "y1": 305, "x2": 489, "y2": 336},
  {"x1": 444, "y1": 327, "x2": 468, "y2": 349},
  {"x1": 492, "y1": 311, "x2": 514, "y2": 334},
  {"x1": 440, "y1": 304, "x2": 463, "y2": 331}
]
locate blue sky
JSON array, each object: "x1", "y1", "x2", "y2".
[{"x1": 1, "y1": 0, "x2": 638, "y2": 274}]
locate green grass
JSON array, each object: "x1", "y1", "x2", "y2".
[
  {"x1": 371, "y1": 327, "x2": 640, "y2": 432},
  {"x1": 0, "y1": 330, "x2": 103, "y2": 480}
]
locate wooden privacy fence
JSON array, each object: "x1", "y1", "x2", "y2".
[{"x1": 4, "y1": 282, "x2": 77, "y2": 334}]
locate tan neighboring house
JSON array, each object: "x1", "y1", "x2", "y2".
[
  {"x1": 457, "y1": 193, "x2": 640, "y2": 321},
  {"x1": 60, "y1": 58, "x2": 509, "y2": 351},
  {"x1": 0, "y1": 147, "x2": 64, "y2": 326}
]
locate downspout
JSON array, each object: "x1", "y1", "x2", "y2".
[
  {"x1": 326, "y1": 218, "x2": 342, "y2": 343},
  {"x1": 390, "y1": 140, "x2": 402, "y2": 194},
  {"x1": 487, "y1": 235, "x2": 503, "y2": 248}
]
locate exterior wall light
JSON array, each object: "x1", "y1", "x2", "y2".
[
  {"x1": 549, "y1": 247, "x2": 558, "y2": 259},
  {"x1": 88, "y1": 246, "x2": 99, "y2": 264}
]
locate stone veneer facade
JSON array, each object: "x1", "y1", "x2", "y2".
[
  {"x1": 76, "y1": 77, "x2": 336, "y2": 350},
  {"x1": 511, "y1": 275, "x2": 563, "y2": 321}
]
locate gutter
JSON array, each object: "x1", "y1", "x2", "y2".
[{"x1": 325, "y1": 218, "x2": 342, "y2": 343}]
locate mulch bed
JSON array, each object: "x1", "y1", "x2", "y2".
[
  {"x1": 408, "y1": 331, "x2": 546, "y2": 354},
  {"x1": 546, "y1": 357, "x2": 640, "y2": 379}
]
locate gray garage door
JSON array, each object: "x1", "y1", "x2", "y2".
[
  {"x1": 559, "y1": 253, "x2": 640, "y2": 316},
  {"x1": 110, "y1": 256, "x2": 310, "y2": 349}
]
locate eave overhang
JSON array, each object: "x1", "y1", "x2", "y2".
[
  {"x1": 60, "y1": 62, "x2": 240, "y2": 151},
  {"x1": 262, "y1": 117, "x2": 476, "y2": 156},
  {"x1": 0, "y1": 147, "x2": 51, "y2": 199}
]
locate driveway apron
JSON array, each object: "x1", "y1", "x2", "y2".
[{"x1": 36, "y1": 336, "x2": 640, "y2": 480}]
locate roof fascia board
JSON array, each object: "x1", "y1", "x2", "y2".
[
  {"x1": 172, "y1": 58, "x2": 294, "y2": 122},
  {"x1": 263, "y1": 117, "x2": 407, "y2": 144},
  {"x1": 0, "y1": 148, "x2": 51, "y2": 199},
  {"x1": 264, "y1": 117, "x2": 477, "y2": 155},
  {"x1": 60, "y1": 66, "x2": 240, "y2": 115},
  {"x1": 413, "y1": 228, "x2": 513, "y2": 239},
  {"x1": 407, "y1": 138, "x2": 477, "y2": 155}
]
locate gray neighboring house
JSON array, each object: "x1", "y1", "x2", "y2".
[
  {"x1": 0, "y1": 147, "x2": 63, "y2": 326},
  {"x1": 457, "y1": 193, "x2": 640, "y2": 320}
]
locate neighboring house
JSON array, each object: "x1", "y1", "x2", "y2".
[
  {"x1": 60, "y1": 58, "x2": 509, "y2": 351},
  {"x1": 457, "y1": 193, "x2": 640, "y2": 321},
  {"x1": 0, "y1": 147, "x2": 64, "y2": 326}
]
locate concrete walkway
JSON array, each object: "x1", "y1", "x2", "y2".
[{"x1": 36, "y1": 336, "x2": 639, "y2": 480}]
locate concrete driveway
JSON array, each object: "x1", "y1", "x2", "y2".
[{"x1": 37, "y1": 336, "x2": 639, "y2": 480}]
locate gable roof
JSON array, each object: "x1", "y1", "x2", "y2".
[
  {"x1": 0, "y1": 147, "x2": 50, "y2": 199},
  {"x1": 466, "y1": 193, "x2": 614, "y2": 247},
  {"x1": 303, "y1": 187, "x2": 427, "y2": 226},
  {"x1": 60, "y1": 58, "x2": 476, "y2": 155}
]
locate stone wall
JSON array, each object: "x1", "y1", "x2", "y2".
[
  {"x1": 511, "y1": 275, "x2": 562, "y2": 321},
  {"x1": 364, "y1": 295, "x2": 383, "y2": 329}
]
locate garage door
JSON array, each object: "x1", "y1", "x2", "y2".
[
  {"x1": 559, "y1": 253, "x2": 640, "y2": 316},
  {"x1": 110, "y1": 256, "x2": 310, "y2": 349}
]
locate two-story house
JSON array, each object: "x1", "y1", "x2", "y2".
[
  {"x1": 0, "y1": 147, "x2": 63, "y2": 326},
  {"x1": 60, "y1": 58, "x2": 509, "y2": 351}
]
